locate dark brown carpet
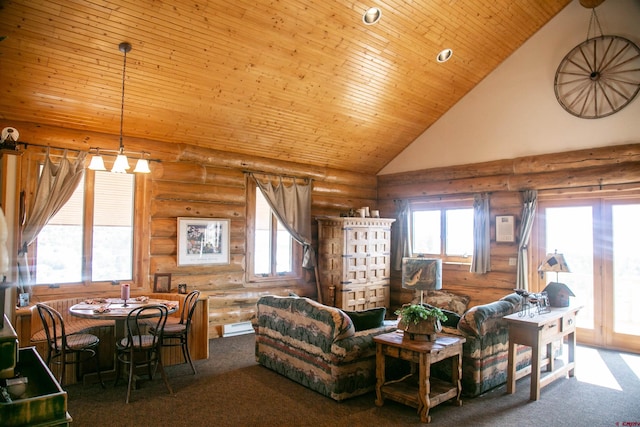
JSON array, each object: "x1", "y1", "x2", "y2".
[{"x1": 64, "y1": 334, "x2": 640, "y2": 426}]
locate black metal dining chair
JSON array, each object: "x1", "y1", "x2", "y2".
[
  {"x1": 114, "y1": 304, "x2": 173, "y2": 403},
  {"x1": 152, "y1": 290, "x2": 200, "y2": 374},
  {"x1": 36, "y1": 303, "x2": 104, "y2": 387}
]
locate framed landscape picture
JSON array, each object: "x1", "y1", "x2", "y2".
[{"x1": 177, "y1": 217, "x2": 230, "y2": 266}]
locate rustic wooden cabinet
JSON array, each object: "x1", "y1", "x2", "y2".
[{"x1": 316, "y1": 217, "x2": 395, "y2": 311}]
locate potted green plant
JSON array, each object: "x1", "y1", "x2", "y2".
[{"x1": 395, "y1": 304, "x2": 448, "y2": 342}]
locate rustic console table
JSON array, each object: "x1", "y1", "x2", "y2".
[
  {"x1": 505, "y1": 305, "x2": 582, "y2": 401},
  {"x1": 374, "y1": 331, "x2": 465, "y2": 423}
]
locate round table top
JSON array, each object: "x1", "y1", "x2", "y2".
[{"x1": 69, "y1": 297, "x2": 178, "y2": 320}]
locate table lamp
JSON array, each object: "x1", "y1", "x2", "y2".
[
  {"x1": 538, "y1": 250, "x2": 574, "y2": 307},
  {"x1": 402, "y1": 257, "x2": 442, "y2": 305}
]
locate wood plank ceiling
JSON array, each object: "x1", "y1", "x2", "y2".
[{"x1": 0, "y1": 0, "x2": 571, "y2": 174}]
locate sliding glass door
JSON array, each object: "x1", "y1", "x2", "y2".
[{"x1": 536, "y1": 199, "x2": 640, "y2": 353}]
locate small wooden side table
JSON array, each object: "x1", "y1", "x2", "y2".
[
  {"x1": 374, "y1": 331, "x2": 465, "y2": 423},
  {"x1": 505, "y1": 305, "x2": 582, "y2": 401}
]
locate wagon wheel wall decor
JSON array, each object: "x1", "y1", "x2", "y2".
[{"x1": 554, "y1": 6, "x2": 640, "y2": 119}]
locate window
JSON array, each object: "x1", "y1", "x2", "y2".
[
  {"x1": 35, "y1": 170, "x2": 135, "y2": 285},
  {"x1": 410, "y1": 200, "x2": 473, "y2": 263},
  {"x1": 247, "y1": 181, "x2": 300, "y2": 281}
]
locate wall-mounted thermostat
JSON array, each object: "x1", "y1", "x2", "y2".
[{"x1": 496, "y1": 215, "x2": 515, "y2": 243}]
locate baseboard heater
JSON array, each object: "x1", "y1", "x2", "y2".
[{"x1": 223, "y1": 321, "x2": 254, "y2": 337}]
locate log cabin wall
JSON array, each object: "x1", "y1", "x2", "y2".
[
  {"x1": 377, "y1": 143, "x2": 640, "y2": 310},
  {"x1": 7, "y1": 122, "x2": 378, "y2": 338}
]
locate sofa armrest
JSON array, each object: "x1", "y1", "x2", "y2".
[
  {"x1": 458, "y1": 295, "x2": 520, "y2": 338},
  {"x1": 331, "y1": 324, "x2": 398, "y2": 363}
]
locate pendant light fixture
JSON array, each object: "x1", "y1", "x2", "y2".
[
  {"x1": 88, "y1": 41, "x2": 151, "y2": 173},
  {"x1": 112, "y1": 41, "x2": 133, "y2": 173}
]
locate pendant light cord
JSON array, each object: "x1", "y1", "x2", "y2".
[{"x1": 118, "y1": 42, "x2": 132, "y2": 154}]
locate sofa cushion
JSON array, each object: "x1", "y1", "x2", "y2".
[
  {"x1": 343, "y1": 307, "x2": 386, "y2": 331},
  {"x1": 413, "y1": 290, "x2": 471, "y2": 315}
]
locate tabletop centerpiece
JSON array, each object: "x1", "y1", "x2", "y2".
[{"x1": 396, "y1": 303, "x2": 447, "y2": 342}]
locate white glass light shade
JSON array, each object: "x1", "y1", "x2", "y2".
[
  {"x1": 88, "y1": 154, "x2": 107, "y2": 171},
  {"x1": 112, "y1": 154, "x2": 130, "y2": 173},
  {"x1": 133, "y1": 158, "x2": 151, "y2": 173}
]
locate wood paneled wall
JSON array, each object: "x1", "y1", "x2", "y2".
[
  {"x1": 378, "y1": 143, "x2": 640, "y2": 309},
  {"x1": 8, "y1": 120, "x2": 640, "y2": 337},
  {"x1": 6, "y1": 121, "x2": 379, "y2": 338}
]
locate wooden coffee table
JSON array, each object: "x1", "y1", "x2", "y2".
[{"x1": 374, "y1": 331, "x2": 465, "y2": 423}]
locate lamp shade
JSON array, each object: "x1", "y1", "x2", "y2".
[
  {"x1": 112, "y1": 154, "x2": 130, "y2": 173},
  {"x1": 538, "y1": 252, "x2": 571, "y2": 273},
  {"x1": 133, "y1": 158, "x2": 151, "y2": 173},
  {"x1": 402, "y1": 258, "x2": 442, "y2": 290},
  {"x1": 88, "y1": 154, "x2": 106, "y2": 171}
]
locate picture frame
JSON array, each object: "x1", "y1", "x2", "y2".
[
  {"x1": 177, "y1": 217, "x2": 230, "y2": 266},
  {"x1": 496, "y1": 215, "x2": 515, "y2": 242},
  {"x1": 153, "y1": 273, "x2": 172, "y2": 293}
]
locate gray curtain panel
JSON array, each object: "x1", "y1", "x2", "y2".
[
  {"x1": 516, "y1": 190, "x2": 538, "y2": 290},
  {"x1": 470, "y1": 193, "x2": 491, "y2": 274},
  {"x1": 251, "y1": 173, "x2": 316, "y2": 269}
]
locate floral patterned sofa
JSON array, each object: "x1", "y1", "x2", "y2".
[
  {"x1": 416, "y1": 290, "x2": 534, "y2": 397},
  {"x1": 253, "y1": 295, "x2": 397, "y2": 401}
]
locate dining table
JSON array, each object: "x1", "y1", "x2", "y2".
[
  {"x1": 69, "y1": 297, "x2": 179, "y2": 386},
  {"x1": 69, "y1": 297, "x2": 179, "y2": 341}
]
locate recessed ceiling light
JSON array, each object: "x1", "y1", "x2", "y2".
[
  {"x1": 436, "y1": 48, "x2": 453, "y2": 63},
  {"x1": 363, "y1": 7, "x2": 382, "y2": 25}
]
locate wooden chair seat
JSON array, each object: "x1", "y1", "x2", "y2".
[
  {"x1": 114, "y1": 305, "x2": 173, "y2": 403},
  {"x1": 58, "y1": 333, "x2": 100, "y2": 350},
  {"x1": 162, "y1": 323, "x2": 187, "y2": 335},
  {"x1": 32, "y1": 319, "x2": 113, "y2": 342},
  {"x1": 36, "y1": 303, "x2": 104, "y2": 388},
  {"x1": 117, "y1": 334, "x2": 156, "y2": 350},
  {"x1": 150, "y1": 290, "x2": 200, "y2": 375}
]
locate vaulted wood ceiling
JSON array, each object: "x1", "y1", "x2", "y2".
[{"x1": 0, "y1": 0, "x2": 571, "y2": 174}]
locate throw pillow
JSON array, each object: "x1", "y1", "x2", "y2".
[
  {"x1": 343, "y1": 307, "x2": 386, "y2": 331},
  {"x1": 413, "y1": 290, "x2": 471, "y2": 315},
  {"x1": 421, "y1": 303, "x2": 461, "y2": 328}
]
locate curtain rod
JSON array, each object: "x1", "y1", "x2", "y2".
[
  {"x1": 19, "y1": 142, "x2": 83, "y2": 154},
  {"x1": 244, "y1": 170, "x2": 312, "y2": 182},
  {"x1": 18, "y1": 142, "x2": 161, "y2": 162},
  {"x1": 393, "y1": 192, "x2": 481, "y2": 203}
]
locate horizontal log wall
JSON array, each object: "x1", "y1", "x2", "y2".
[
  {"x1": 7, "y1": 121, "x2": 379, "y2": 338},
  {"x1": 378, "y1": 143, "x2": 640, "y2": 310}
]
